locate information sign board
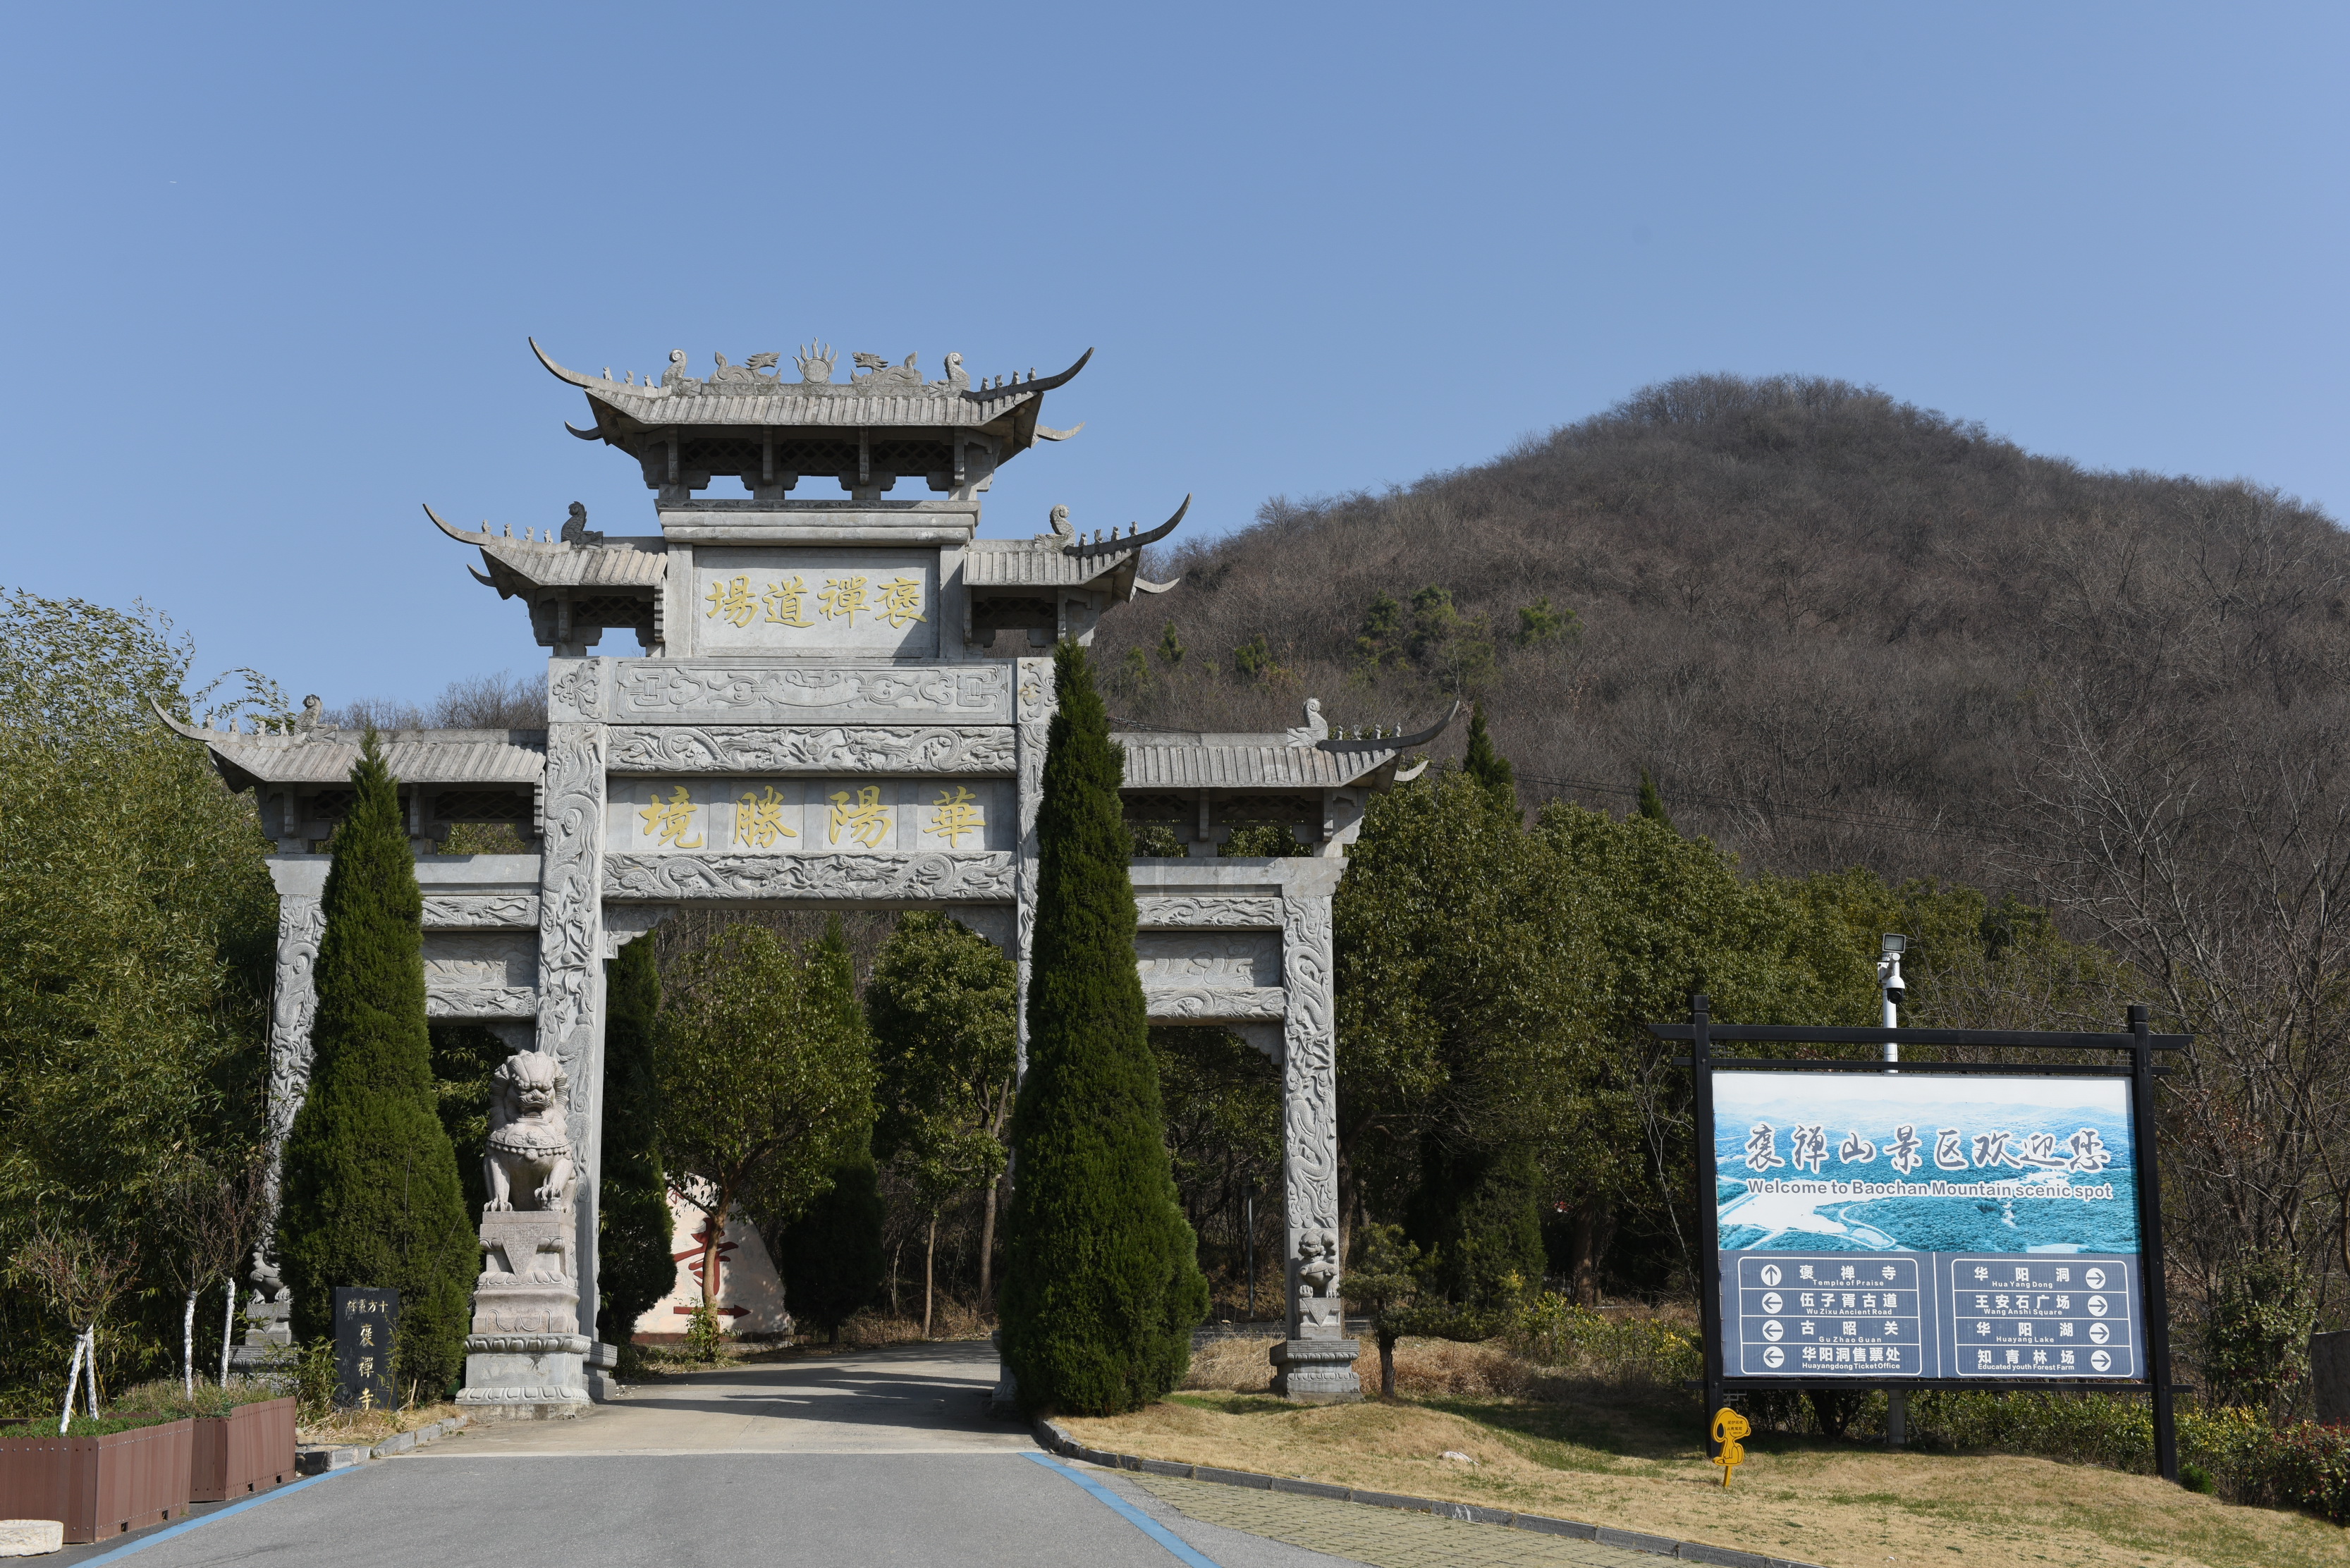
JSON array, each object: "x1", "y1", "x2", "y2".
[
  {"x1": 1651, "y1": 998, "x2": 2189, "y2": 1481},
  {"x1": 1712, "y1": 1072, "x2": 2144, "y2": 1383}
]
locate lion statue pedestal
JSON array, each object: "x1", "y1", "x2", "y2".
[{"x1": 458, "y1": 1050, "x2": 590, "y2": 1419}]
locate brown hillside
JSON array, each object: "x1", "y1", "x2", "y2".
[{"x1": 1099, "y1": 373, "x2": 2350, "y2": 891}]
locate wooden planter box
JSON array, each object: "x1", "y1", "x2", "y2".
[
  {"x1": 191, "y1": 1398, "x2": 297, "y2": 1502},
  {"x1": 0, "y1": 1416, "x2": 193, "y2": 1543}
]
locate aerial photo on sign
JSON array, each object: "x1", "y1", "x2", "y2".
[{"x1": 1713, "y1": 1071, "x2": 2143, "y2": 1381}]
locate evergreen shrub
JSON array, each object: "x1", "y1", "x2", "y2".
[
  {"x1": 1000, "y1": 640, "x2": 1208, "y2": 1414},
  {"x1": 273, "y1": 733, "x2": 477, "y2": 1396},
  {"x1": 597, "y1": 936, "x2": 675, "y2": 1346}
]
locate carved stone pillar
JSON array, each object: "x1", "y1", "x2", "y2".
[
  {"x1": 526, "y1": 721, "x2": 606, "y2": 1346},
  {"x1": 261, "y1": 889, "x2": 325, "y2": 1229},
  {"x1": 991, "y1": 656, "x2": 1057, "y2": 1417},
  {"x1": 1011, "y1": 655, "x2": 1056, "y2": 1077},
  {"x1": 1271, "y1": 871, "x2": 1360, "y2": 1402}
]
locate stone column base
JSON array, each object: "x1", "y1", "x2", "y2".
[
  {"x1": 1271, "y1": 1337, "x2": 1362, "y2": 1404},
  {"x1": 458, "y1": 1332, "x2": 592, "y2": 1419},
  {"x1": 586, "y1": 1340, "x2": 622, "y2": 1403},
  {"x1": 986, "y1": 1330, "x2": 1022, "y2": 1419}
]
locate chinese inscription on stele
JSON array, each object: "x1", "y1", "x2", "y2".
[
  {"x1": 333, "y1": 1286, "x2": 400, "y2": 1411},
  {"x1": 613, "y1": 778, "x2": 1005, "y2": 855},
  {"x1": 693, "y1": 551, "x2": 936, "y2": 655}
]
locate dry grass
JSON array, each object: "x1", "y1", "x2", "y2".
[
  {"x1": 295, "y1": 1399, "x2": 463, "y2": 1448},
  {"x1": 1186, "y1": 1337, "x2": 1544, "y2": 1398},
  {"x1": 1069, "y1": 1368, "x2": 2350, "y2": 1568}
]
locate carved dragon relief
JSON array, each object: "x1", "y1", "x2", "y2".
[
  {"x1": 608, "y1": 725, "x2": 1015, "y2": 775},
  {"x1": 1142, "y1": 987, "x2": 1287, "y2": 1022},
  {"x1": 603, "y1": 851, "x2": 1015, "y2": 902},
  {"x1": 262, "y1": 895, "x2": 326, "y2": 1220},
  {"x1": 1279, "y1": 893, "x2": 1342, "y2": 1337},
  {"x1": 422, "y1": 895, "x2": 543, "y2": 929},
  {"x1": 426, "y1": 987, "x2": 541, "y2": 1019},
  {"x1": 1012, "y1": 656, "x2": 1057, "y2": 1073},
  {"x1": 537, "y1": 726, "x2": 607, "y2": 1117},
  {"x1": 1133, "y1": 897, "x2": 1283, "y2": 929}
]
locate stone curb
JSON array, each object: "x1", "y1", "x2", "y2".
[
  {"x1": 296, "y1": 1413, "x2": 471, "y2": 1474},
  {"x1": 1029, "y1": 1418, "x2": 1823, "y2": 1568}
]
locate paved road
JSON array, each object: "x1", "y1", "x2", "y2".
[{"x1": 68, "y1": 1344, "x2": 1363, "y2": 1568}]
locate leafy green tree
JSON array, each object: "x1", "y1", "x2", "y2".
[
  {"x1": 1333, "y1": 765, "x2": 1572, "y2": 1290},
  {"x1": 867, "y1": 912, "x2": 1017, "y2": 1328},
  {"x1": 1156, "y1": 621, "x2": 1186, "y2": 668},
  {"x1": 1000, "y1": 641, "x2": 1208, "y2": 1414},
  {"x1": 1343, "y1": 1223, "x2": 1431, "y2": 1399},
  {"x1": 274, "y1": 732, "x2": 477, "y2": 1395},
  {"x1": 0, "y1": 591, "x2": 276, "y2": 1403},
  {"x1": 655, "y1": 924, "x2": 874, "y2": 1320},
  {"x1": 2198, "y1": 1251, "x2": 2313, "y2": 1416},
  {"x1": 597, "y1": 936, "x2": 673, "y2": 1347},
  {"x1": 773, "y1": 1136, "x2": 885, "y2": 1342},
  {"x1": 772, "y1": 917, "x2": 886, "y2": 1341},
  {"x1": 1513, "y1": 598, "x2": 1576, "y2": 648}
]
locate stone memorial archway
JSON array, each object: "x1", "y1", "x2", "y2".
[{"x1": 171, "y1": 338, "x2": 1454, "y2": 1414}]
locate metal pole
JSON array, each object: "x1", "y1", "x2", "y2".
[
  {"x1": 2129, "y1": 1003, "x2": 2179, "y2": 1481},
  {"x1": 1244, "y1": 1187, "x2": 1256, "y2": 1323},
  {"x1": 1878, "y1": 934, "x2": 1906, "y2": 1067},
  {"x1": 1690, "y1": 993, "x2": 1725, "y2": 1453}
]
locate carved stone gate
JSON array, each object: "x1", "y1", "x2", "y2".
[{"x1": 172, "y1": 338, "x2": 1452, "y2": 1412}]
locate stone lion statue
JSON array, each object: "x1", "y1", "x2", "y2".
[{"x1": 484, "y1": 1050, "x2": 574, "y2": 1213}]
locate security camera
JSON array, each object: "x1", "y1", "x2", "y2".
[{"x1": 1878, "y1": 934, "x2": 1908, "y2": 1001}]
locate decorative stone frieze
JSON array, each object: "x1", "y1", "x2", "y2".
[
  {"x1": 426, "y1": 986, "x2": 540, "y2": 1019},
  {"x1": 603, "y1": 850, "x2": 1014, "y2": 901},
  {"x1": 599, "y1": 661, "x2": 1012, "y2": 723},
  {"x1": 1142, "y1": 986, "x2": 1288, "y2": 1022},
  {"x1": 1134, "y1": 896, "x2": 1283, "y2": 929},
  {"x1": 422, "y1": 895, "x2": 542, "y2": 929},
  {"x1": 608, "y1": 724, "x2": 1015, "y2": 775}
]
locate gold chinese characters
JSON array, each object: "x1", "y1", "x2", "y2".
[
  {"x1": 734, "y1": 785, "x2": 797, "y2": 847},
  {"x1": 639, "y1": 784, "x2": 703, "y2": 849},
  {"x1": 924, "y1": 785, "x2": 985, "y2": 847},
  {"x1": 705, "y1": 573, "x2": 926, "y2": 632},
  {"x1": 632, "y1": 784, "x2": 993, "y2": 851},
  {"x1": 828, "y1": 786, "x2": 892, "y2": 848}
]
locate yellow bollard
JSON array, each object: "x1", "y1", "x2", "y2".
[{"x1": 1710, "y1": 1407, "x2": 1751, "y2": 1488}]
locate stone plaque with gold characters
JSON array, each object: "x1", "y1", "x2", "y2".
[
  {"x1": 606, "y1": 777, "x2": 1012, "y2": 856},
  {"x1": 694, "y1": 548, "x2": 936, "y2": 657},
  {"x1": 333, "y1": 1286, "x2": 400, "y2": 1411}
]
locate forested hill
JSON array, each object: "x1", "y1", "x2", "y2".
[{"x1": 1097, "y1": 374, "x2": 2350, "y2": 891}]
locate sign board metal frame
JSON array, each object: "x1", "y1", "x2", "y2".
[{"x1": 1651, "y1": 996, "x2": 2189, "y2": 1480}]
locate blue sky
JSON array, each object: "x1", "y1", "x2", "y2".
[{"x1": 4, "y1": 3, "x2": 2342, "y2": 707}]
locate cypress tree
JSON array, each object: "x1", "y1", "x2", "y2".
[
  {"x1": 1463, "y1": 701, "x2": 1518, "y2": 819},
  {"x1": 774, "y1": 1135, "x2": 885, "y2": 1343},
  {"x1": 596, "y1": 936, "x2": 674, "y2": 1348},
  {"x1": 274, "y1": 732, "x2": 477, "y2": 1395},
  {"x1": 1636, "y1": 768, "x2": 1676, "y2": 832},
  {"x1": 774, "y1": 917, "x2": 886, "y2": 1342},
  {"x1": 1000, "y1": 640, "x2": 1207, "y2": 1414}
]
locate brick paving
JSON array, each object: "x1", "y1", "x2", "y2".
[{"x1": 1130, "y1": 1473, "x2": 1665, "y2": 1568}]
